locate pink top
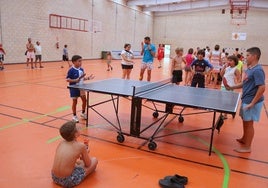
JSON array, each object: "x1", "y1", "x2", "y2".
[{"x1": 185, "y1": 54, "x2": 194, "y2": 67}]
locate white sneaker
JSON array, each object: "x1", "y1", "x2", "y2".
[
  {"x1": 80, "y1": 113, "x2": 87, "y2": 120},
  {"x1": 72, "y1": 116, "x2": 79, "y2": 123}
]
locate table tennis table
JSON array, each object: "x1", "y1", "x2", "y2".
[{"x1": 68, "y1": 78, "x2": 240, "y2": 155}]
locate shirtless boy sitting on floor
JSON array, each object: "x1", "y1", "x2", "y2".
[{"x1": 51, "y1": 121, "x2": 98, "y2": 187}]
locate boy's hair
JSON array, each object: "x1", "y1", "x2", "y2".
[
  {"x1": 124, "y1": 43, "x2": 131, "y2": 48},
  {"x1": 72, "y1": 55, "x2": 82, "y2": 62},
  {"x1": 64, "y1": 44, "x2": 67, "y2": 48},
  {"x1": 214, "y1": 44, "x2": 220, "y2": 51},
  {"x1": 175, "y1": 47, "x2": 183, "y2": 53},
  {"x1": 144, "y1": 36, "x2": 150, "y2": 41},
  {"x1": 247, "y1": 47, "x2": 261, "y2": 60},
  {"x1": 197, "y1": 49, "x2": 205, "y2": 57},
  {"x1": 60, "y1": 121, "x2": 77, "y2": 142},
  {"x1": 227, "y1": 55, "x2": 239, "y2": 65}
]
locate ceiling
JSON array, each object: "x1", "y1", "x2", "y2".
[{"x1": 126, "y1": 0, "x2": 268, "y2": 15}]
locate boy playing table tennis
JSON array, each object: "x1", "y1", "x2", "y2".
[
  {"x1": 51, "y1": 121, "x2": 98, "y2": 187},
  {"x1": 66, "y1": 55, "x2": 94, "y2": 123}
]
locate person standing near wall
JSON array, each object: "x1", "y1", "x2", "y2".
[
  {"x1": 121, "y1": 44, "x2": 134, "y2": 79},
  {"x1": 157, "y1": 44, "x2": 165, "y2": 68},
  {"x1": 139, "y1": 36, "x2": 156, "y2": 81},
  {"x1": 61, "y1": 44, "x2": 71, "y2": 68},
  {"x1": 0, "y1": 43, "x2": 6, "y2": 70},
  {"x1": 106, "y1": 51, "x2": 113, "y2": 71},
  {"x1": 26, "y1": 38, "x2": 35, "y2": 69},
  {"x1": 34, "y1": 41, "x2": 43, "y2": 68}
]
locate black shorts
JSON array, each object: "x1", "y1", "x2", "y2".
[
  {"x1": 35, "y1": 55, "x2": 42, "y2": 61},
  {"x1": 191, "y1": 74, "x2": 205, "y2": 88},
  {"x1": 172, "y1": 70, "x2": 183, "y2": 83},
  {"x1": 121, "y1": 64, "x2": 133, "y2": 69},
  {"x1": 62, "y1": 55, "x2": 69, "y2": 61},
  {"x1": 0, "y1": 54, "x2": 4, "y2": 61}
]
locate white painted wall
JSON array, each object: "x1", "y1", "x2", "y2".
[{"x1": 153, "y1": 8, "x2": 268, "y2": 65}]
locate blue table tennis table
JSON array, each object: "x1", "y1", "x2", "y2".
[{"x1": 68, "y1": 78, "x2": 240, "y2": 155}]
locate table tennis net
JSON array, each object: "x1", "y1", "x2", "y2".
[{"x1": 133, "y1": 78, "x2": 171, "y2": 96}]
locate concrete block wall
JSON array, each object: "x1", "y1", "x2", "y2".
[{"x1": 0, "y1": 0, "x2": 153, "y2": 64}]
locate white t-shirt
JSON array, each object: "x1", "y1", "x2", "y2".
[
  {"x1": 121, "y1": 50, "x2": 134, "y2": 65},
  {"x1": 35, "y1": 45, "x2": 42, "y2": 55},
  {"x1": 222, "y1": 66, "x2": 237, "y2": 87}
]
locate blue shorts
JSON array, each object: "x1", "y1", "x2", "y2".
[
  {"x1": 52, "y1": 166, "x2": 86, "y2": 188},
  {"x1": 69, "y1": 88, "x2": 85, "y2": 98},
  {"x1": 239, "y1": 101, "x2": 263, "y2": 121}
]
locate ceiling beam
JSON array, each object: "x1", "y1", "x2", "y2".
[
  {"x1": 127, "y1": 0, "x2": 184, "y2": 6},
  {"x1": 143, "y1": 0, "x2": 229, "y2": 12},
  {"x1": 126, "y1": 0, "x2": 268, "y2": 13}
]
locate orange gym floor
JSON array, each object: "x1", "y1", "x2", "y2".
[{"x1": 0, "y1": 59, "x2": 267, "y2": 188}]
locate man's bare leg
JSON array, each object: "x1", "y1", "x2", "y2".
[{"x1": 139, "y1": 68, "x2": 145, "y2": 81}]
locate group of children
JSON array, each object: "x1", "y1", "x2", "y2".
[
  {"x1": 53, "y1": 44, "x2": 265, "y2": 186},
  {"x1": 169, "y1": 45, "x2": 244, "y2": 89}
]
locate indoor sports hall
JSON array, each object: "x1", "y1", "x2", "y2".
[{"x1": 0, "y1": 0, "x2": 268, "y2": 188}]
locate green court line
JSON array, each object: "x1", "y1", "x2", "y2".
[
  {"x1": 0, "y1": 119, "x2": 29, "y2": 131},
  {"x1": 188, "y1": 134, "x2": 230, "y2": 188},
  {"x1": 0, "y1": 105, "x2": 71, "y2": 131},
  {"x1": 1, "y1": 95, "x2": 112, "y2": 131},
  {"x1": 47, "y1": 126, "x2": 88, "y2": 144},
  {"x1": 47, "y1": 135, "x2": 62, "y2": 144}
]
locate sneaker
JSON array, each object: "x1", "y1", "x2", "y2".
[
  {"x1": 81, "y1": 113, "x2": 87, "y2": 120},
  {"x1": 72, "y1": 116, "x2": 79, "y2": 123}
]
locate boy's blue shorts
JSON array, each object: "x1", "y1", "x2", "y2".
[{"x1": 239, "y1": 101, "x2": 263, "y2": 122}]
